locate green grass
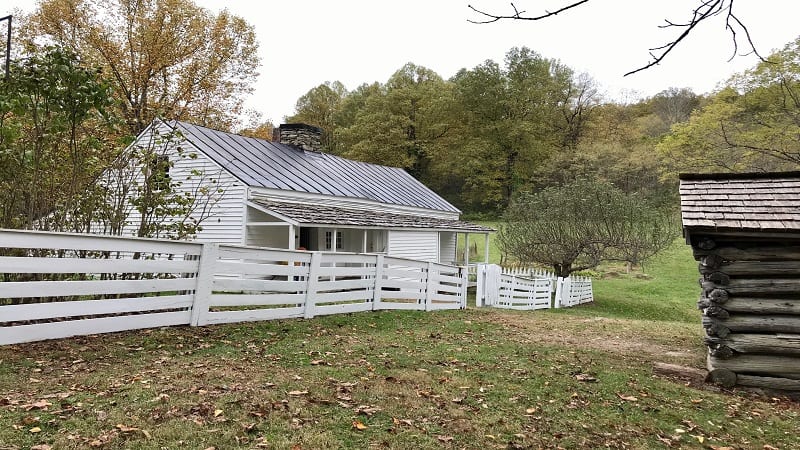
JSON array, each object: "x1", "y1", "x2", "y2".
[
  {"x1": 555, "y1": 240, "x2": 701, "y2": 323},
  {"x1": 1, "y1": 241, "x2": 799, "y2": 449}
]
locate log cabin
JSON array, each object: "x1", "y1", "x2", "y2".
[{"x1": 680, "y1": 171, "x2": 800, "y2": 391}]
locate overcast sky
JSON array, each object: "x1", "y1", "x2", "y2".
[{"x1": 6, "y1": 1, "x2": 800, "y2": 125}]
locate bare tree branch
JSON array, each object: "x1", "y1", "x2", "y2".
[
  {"x1": 468, "y1": 1, "x2": 767, "y2": 77},
  {"x1": 467, "y1": 0, "x2": 590, "y2": 24}
]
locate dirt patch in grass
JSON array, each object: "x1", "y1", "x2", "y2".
[{"x1": 474, "y1": 308, "x2": 705, "y2": 367}]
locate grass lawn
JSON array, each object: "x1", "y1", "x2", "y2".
[{"x1": 1, "y1": 243, "x2": 799, "y2": 449}]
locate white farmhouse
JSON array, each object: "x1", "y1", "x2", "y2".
[{"x1": 122, "y1": 119, "x2": 492, "y2": 265}]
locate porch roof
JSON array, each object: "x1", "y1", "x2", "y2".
[{"x1": 252, "y1": 200, "x2": 494, "y2": 233}]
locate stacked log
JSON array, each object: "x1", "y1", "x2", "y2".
[{"x1": 694, "y1": 237, "x2": 800, "y2": 391}]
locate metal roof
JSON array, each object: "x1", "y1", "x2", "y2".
[
  {"x1": 679, "y1": 172, "x2": 800, "y2": 231},
  {"x1": 167, "y1": 120, "x2": 459, "y2": 213},
  {"x1": 252, "y1": 200, "x2": 494, "y2": 233}
]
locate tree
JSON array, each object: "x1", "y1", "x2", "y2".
[
  {"x1": 95, "y1": 124, "x2": 227, "y2": 239},
  {"x1": 468, "y1": 0, "x2": 764, "y2": 76},
  {"x1": 337, "y1": 63, "x2": 452, "y2": 178},
  {"x1": 287, "y1": 81, "x2": 347, "y2": 151},
  {"x1": 659, "y1": 38, "x2": 800, "y2": 173},
  {"x1": 0, "y1": 47, "x2": 116, "y2": 232},
  {"x1": 498, "y1": 179, "x2": 678, "y2": 277},
  {"x1": 447, "y1": 47, "x2": 585, "y2": 211},
  {"x1": 23, "y1": 0, "x2": 260, "y2": 134}
]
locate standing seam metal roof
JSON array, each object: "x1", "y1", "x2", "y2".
[{"x1": 170, "y1": 120, "x2": 459, "y2": 213}]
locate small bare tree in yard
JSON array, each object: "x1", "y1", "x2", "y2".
[{"x1": 498, "y1": 179, "x2": 678, "y2": 278}]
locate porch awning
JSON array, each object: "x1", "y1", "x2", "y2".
[{"x1": 251, "y1": 200, "x2": 494, "y2": 233}]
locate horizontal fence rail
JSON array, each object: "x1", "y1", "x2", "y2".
[
  {"x1": 476, "y1": 264, "x2": 593, "y2": 310},
  {"x1": 0, "y1": 229, "x2": 468, "y2": 345}
]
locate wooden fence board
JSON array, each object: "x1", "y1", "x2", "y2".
[
  {"x1": 212, "y1": 278, "x2": 306, "y2": 293},
  {"x1": 214, "y1": 261, "x2": 308, "y2": 277},
  {"x1": 209, "y1": 293, "x2": 306, "y2": 307},
  {"x1": 1, "y1": 295, "x2": 193, "y2": 322},
  {"x1": 0, "y1": 256, "x2": 199, "y2": 274},
  {"x1": 314, "y1": 302, "x2": 372, "y2": 316},
  {"x1": 0, "y1": 311, "x2": 191, "y2": 345},
  {"x1": 204, "y1": 307, "x2": 304, "y2": 325},
  {"x1": 1, "y1": 277, "x2": 195, "y2": 298},
  {"x1": 0, "y1": 229, "x2": 201, "y2": 254}
]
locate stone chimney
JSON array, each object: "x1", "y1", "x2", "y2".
[{"x1": 274, "y1": 123, "x2": 323, "y2": 152}]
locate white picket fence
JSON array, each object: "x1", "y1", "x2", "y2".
[
  {"x1": 475, "y1": 264, "x2": 593, "y2": 310},
  {"x1": 0, "y1": 229, "x2": 467, "y2": 345}
]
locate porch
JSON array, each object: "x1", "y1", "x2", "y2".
[{"x1": 243, "y1": 200, "x2": 493, "y2": 265}]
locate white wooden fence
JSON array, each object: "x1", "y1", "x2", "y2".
[
  {"x1": 0, "y1": 229, "x2": 467, "y2": 345},
  {"x1": 475, "y1": 264, "x2": 593, "y2": 310}
]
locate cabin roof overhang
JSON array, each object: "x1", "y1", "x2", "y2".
[
  {"x1": 251, "y1": 199, "x2": 494, "y2": 234},
  {"x1": 679, "y1": 171, "x2": 800, "y2": 242}
]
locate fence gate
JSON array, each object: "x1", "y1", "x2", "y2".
[{"x1": 476, "y1": 264, "x2": 593, "y2": 310}]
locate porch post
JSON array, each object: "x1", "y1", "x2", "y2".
[
  {"x1": 484, "y1": 233, "x2": 490, "y2": 263},
  {"x1": 331, "y1": 228, "x2": 338, "y2": 252},
  {"x1": 362, "y1": 229, "x2": 368, "y2": 253},
  {"x1": 288, "y1": 225, "x2": 296, "y2": 250},
  {"x1": 463, "y1": 233, "x2": 470, "y2": 267}
]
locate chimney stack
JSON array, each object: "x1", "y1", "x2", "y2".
[{"x1": 274, "y1": 123, "x2": 323, "y2": 152}]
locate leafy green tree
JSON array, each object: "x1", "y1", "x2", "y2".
[
  {"x1": 498, "y1": 179, "x2": 678, "y2": 277},
  {"x1": 448, "y1": 47, "x2": 590, "y2": 212},
  {"x1": 0, "y1": 47, "x2": 116, "y2": 232},
  {"x1": 23, "y1": 0, "x2": 260, "y2": 134},
  {"x1": 660, "y1": 38, "x2": 800, "y2": 173},
  {"x1": 287, "y1": 81, "x2": 347, "y2": 151},
  {"x1": 337, "y1": 63, "x2": 452, "y2": 178}
]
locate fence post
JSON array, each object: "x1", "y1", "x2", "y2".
[
  {"x1": 554, "y1": 276, "x2": 564, "y2": 309},
  {"x1": 425, "y1": 261, "x2": 435, "y2": 311},
  {"x1": 191, "y1": 242, "x2": 218, "y2": 327},
  {"x1": 475, "y1": 264, "x2": 484, "y2": 307},
  {"x1": 304, "y1": 252, "x2": 321, "y2": 319},
  {"x1": 373, "y1": 254, "x2": 384, "y2": 310},
  {"x1": 460, "y1": 265, "x2": 468, "y2": 309}
]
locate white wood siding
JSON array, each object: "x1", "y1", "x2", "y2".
[
  {"x1": 387, "y1": 231, "x2": 438, "y2": 262},
  {"x1": 439, "y1": 232, "x2": 457, "y2": 265},
  {"x1": 122, "y1": 125, "x2": 245, "y2": 244}
]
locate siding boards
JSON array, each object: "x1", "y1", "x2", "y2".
[
  {"x1": 122, "y1": 125, "x2": 245, "y2": 244},
  {"x1": 388, "y1": 231, "x2": 438, "y2": 263}
]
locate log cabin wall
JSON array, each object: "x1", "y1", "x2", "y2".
[{"x1": 680, "y1": 172, "x2": 800, "y2": 391}]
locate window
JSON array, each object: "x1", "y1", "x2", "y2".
[{"x1": 324, "y1": 231, "x2": 342, "y2": 250}]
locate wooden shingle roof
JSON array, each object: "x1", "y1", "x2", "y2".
[
  {"x1": 252, "y1": 200, "x2": 494, "y2": 233},
  {"x1": 679, "y1": 172, "x2": 800, "y2": 231}
]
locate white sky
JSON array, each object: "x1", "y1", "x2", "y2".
[{"x1": 6, "y1": 1, "x2": 800, "y2": 124}]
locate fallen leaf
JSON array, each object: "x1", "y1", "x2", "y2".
[
  {"x1": 437, "y1": 435, "x2": 454, "y2": 443},
  {"x1": 352, "y1": 420, "x2": 368, "y2": 431},
  {"x1": 288, "y1": 390, "x2": 309, "y2": 396},
  {"x1": 355, "y1": 405, "x2": 380, "y2": 416},
  {"x1": 214, "y1": 409, "x2": 223, "y2": 417},
  {"x1": 574, "y1": 373, "x2": 598, "y2": 382},
  {"x1": 763, "y1": 446, "x2": 779, "y2": 450},
  {"x1": 29, "y1": 427, "x2": 42, "y2": 433},
  {"x1": 25, "y1": 400, "x2": 52, "y2": 411},
  {"x1": 525, "y1": 407, "x2": 538, "y2": 414},
  {"x1": 116, "y1": 424, "x2": 139, "y2": 433},
  {"x1": 617, "y1": 393, "x2": 638, "y2": 402},
  {"x1": 31, "y1": 445, "x2": 52, "y2": 450}
]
